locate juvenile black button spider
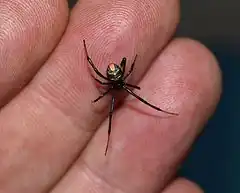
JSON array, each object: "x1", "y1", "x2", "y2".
[{"x1": 83, "y1": 40, "x2": 178, "y2": 155}]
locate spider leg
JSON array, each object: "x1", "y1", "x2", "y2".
[
  {"x1": 123, "y1": 86, "x2": 178, "y2": 116},
  {"x1": 120, "y1": 57, "x2": 127, "y2": 74},
  {"x1": 124, "y1": 54, "x2": 137, "y2": 80},
  {"x1": 93, "y1": 76, "x2": 111, "y2": 85},
  {"x1": 92, "y1": 88, "x2": 112, "y2": 103},
  {"x1": 105, "y1": 96, "x2": 115, "y2": 156},
  {"x1": 83, "y1": 40, "x2": 109, "y2": 81},
  {"x1": 125, "y1": 83, "x2": 141, "y2": 90}
]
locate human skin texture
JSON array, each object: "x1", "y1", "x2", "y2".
[{"x1": 0, "y1": 0, "x2": 221, "y2": 193}]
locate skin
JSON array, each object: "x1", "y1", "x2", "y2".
[{"x1": 0, "y1": 0, "x2": 221, "y2": 193}]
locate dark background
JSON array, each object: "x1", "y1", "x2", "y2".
[{"x1": 68, "y1": 1, "x2": 240, "y2": 192}]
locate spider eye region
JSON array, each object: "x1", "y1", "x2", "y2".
[{"x1": 107, "y1": 63, "x2": 123, "y2": 81}]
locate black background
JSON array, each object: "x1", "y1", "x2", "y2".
[{"x1": 67, "y1": 1, "x2": 240, "y2": 192}]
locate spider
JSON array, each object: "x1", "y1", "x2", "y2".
[{"x1": 83, "y1": 40, "x2": 178, "y2": 155}]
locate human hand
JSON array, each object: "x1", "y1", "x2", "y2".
[{"x1": 0, "y1": 0, "x2": 221, "y2": 193}]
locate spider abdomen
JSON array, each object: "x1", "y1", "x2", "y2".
[{"x1": 107, "y1": 63, "x2": 123, "y2": 81}]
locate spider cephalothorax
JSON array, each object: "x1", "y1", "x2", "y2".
[{"x1": 83, "y1": 40, "x2": 178, "y2": 155}]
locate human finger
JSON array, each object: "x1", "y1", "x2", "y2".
[
  {"x1": 0, "y1": 0, "x2": 68, "y2": 106},
  {"x1": 162, "y1": 178, "x2": 203, "y2": 193}
]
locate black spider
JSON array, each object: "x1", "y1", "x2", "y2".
[{"x1": 83, "y1": 40, "x2": 178, "y2": 155}]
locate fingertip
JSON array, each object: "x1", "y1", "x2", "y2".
[
  {"x1": 151, "y1": 37, "x2": 222, "y2": 118},
  {"x1": 162, "y1": 178, "x2": 204, "y2": 193},
  {"x1": 174, "y1": 37, "x2": 222, "y2": 118},
  {"x1": 0, "y1": 0, "x2": 69, "y2": 106},
  {"x1": 174, "y1": 37, "x2": 222, "y2": 94}
]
